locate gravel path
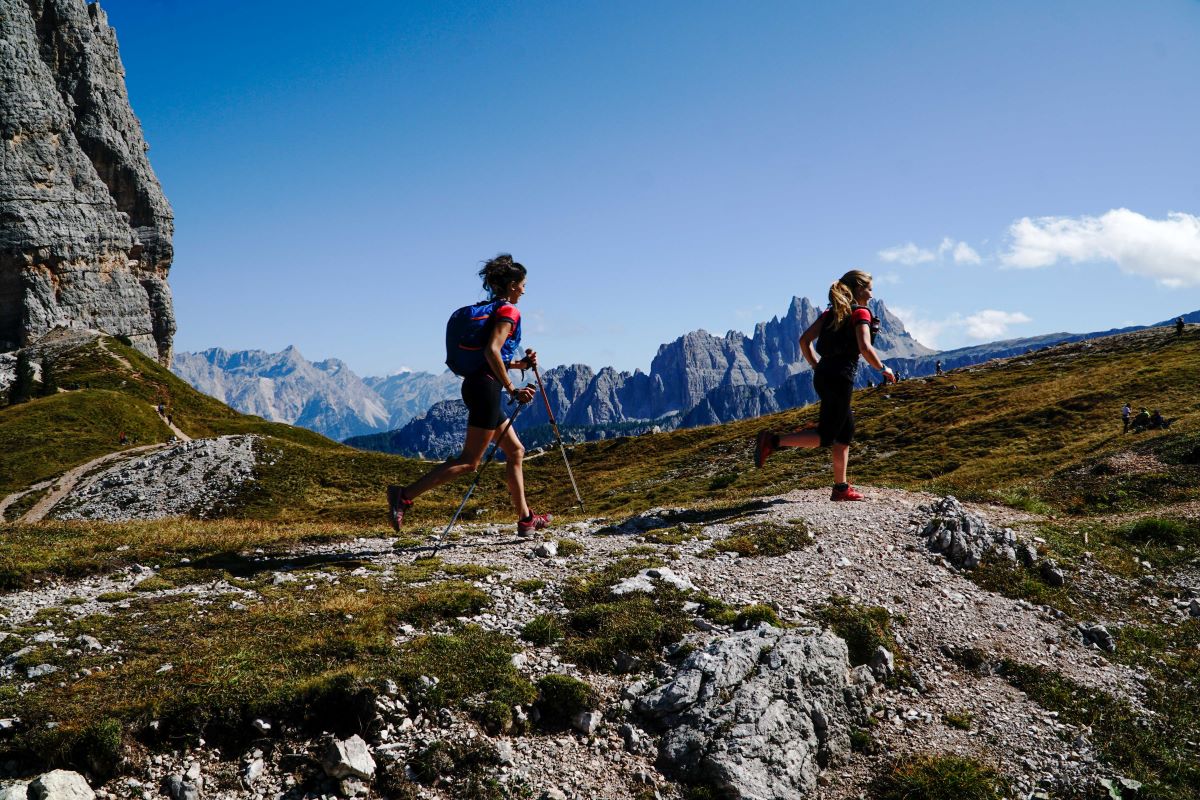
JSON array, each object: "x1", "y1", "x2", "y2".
[{"x1": 0, "y1": 486, "x2": 1171, "y2": 799}]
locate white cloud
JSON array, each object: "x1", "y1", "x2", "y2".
[
  {"x1": 1002, "y1": 209, "x2": 1200, "y2": 287},
  {"x1": 952, "y1": 241, "x2": 981, "y2": 264},
  {"x1": 888, "y1": 306, "x2": 950, "y2": 349},
  {"x1": 878, "y1": 242, "x2": 936, "y2": 264},
  {"x1": 890, "y1": 306, "x2": 1032, "y2": 348},
  {"x1": 879, "y1": 237, "x2": 981, "y2": 266},
  {"x1": 964, "y1": 310, "x2": 1032, "y2": 339}
]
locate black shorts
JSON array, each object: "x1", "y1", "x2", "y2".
[
  {"x1": 813, "y1": 369, "x2": 855, "y2": 447},
  {"x1": 461, "y1": 371, "x2": 504, "y2": 430}
]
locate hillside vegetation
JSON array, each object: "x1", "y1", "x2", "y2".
[{"x1": 3, "y1": 326, "x2": 1197, "y2": 525}]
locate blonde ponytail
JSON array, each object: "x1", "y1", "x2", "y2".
[{"x1": 827, "y1": 270, "x2": 872, "y2": 329}]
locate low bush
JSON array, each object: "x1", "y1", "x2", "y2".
[
  {"x1": 871, "y1": 754, "x2": 1009, "y2": 800},
  {"x1": 521, "y1": 614, "x2": 564, "y2": 646},
  {"x1": 733, "y1": 604, "x2": 782, "y2": 630},
  {"x1": 535, "y1": 674, "x2": 598, "y2": 729},
  {"x1": 814, "y1": 595, "x2": 898, "y2": 667},
  {"x1": 710, "y1": 520, "x2": 813, "y2": 558}
]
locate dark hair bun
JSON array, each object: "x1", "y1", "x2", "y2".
[{"x1": 479, "y1": 253, "x2": 527, "y2": 297}]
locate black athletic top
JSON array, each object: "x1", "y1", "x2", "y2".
[{"x1": 815, "y1": 307, "x2": 872, "y2": 380}]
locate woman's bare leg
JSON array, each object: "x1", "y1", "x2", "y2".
[
  {"x1": 494, "y1": 423, "x2": 529, "y2": 518},
  {"x1": 778, "y1": 430, "x2": 821, "y2": 448},
  {"x1": 403, "y1": 425, "x2": 495, "y2": 499},
  {"x1": 832, "y1": 443, "x2": 849, "y2": 485}
]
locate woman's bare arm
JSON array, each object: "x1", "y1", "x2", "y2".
[{"x1": 798, "y1": 314, "x2": 825, "y2": 370}]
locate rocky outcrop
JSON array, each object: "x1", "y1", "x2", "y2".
[
  {"x1": 1, "y1": 0, "x2": 175, "y2": 364},
  {"x1": 51, "y1": 436, "x2": 258, "y2": 521},
  {"x1": 638, "y1": 625, "x2": 870, "y2": 799}
]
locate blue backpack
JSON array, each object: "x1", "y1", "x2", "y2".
[{"x1": 444, "y1": 299, "x2": 520, "y2": 377}]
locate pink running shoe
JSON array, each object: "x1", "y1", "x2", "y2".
[
  {"x1": 387, "y1": 485, "x2": 413, "y2": 530},
  {"x1": 518, "y1": 511, "x2": 552, "y2": 536},
  {"x1": 830, "y1": 484, "x2": 865, "y2": 502}
]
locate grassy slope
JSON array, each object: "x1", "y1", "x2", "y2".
[
  {"x1": 0, "y1": 337, "x2": 341, "y2": 495},
  {"x1": 527, "y1": 326, "x2": 1200, "y2": 520},
  {"x1": 4, "y1": 327, "x2": 1197, "y2": 523}
]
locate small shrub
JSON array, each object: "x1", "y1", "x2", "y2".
[
  {"x1": 871, "y1": 754, "x2": 1009, "y2": 800},
  {"x1": 814, "y1": 595, "x2": 897, "y2": 667},
  {"x1": 708, "y1": 472, "x2": 738, "y2": 491},
  {"x1": 408, "y1": 739, "x2": 507, "y2": 798},
  {"x1": 557, "y1": 539, "x2": 585, "y2": 557},
  {"x1": 95, "y1": 592, "x2": 136, "y2": 603},
  {"x1": 1120, "y1": 518, "x2": 1198, "y2": 548},
  {"x1": 712, "y1": 521, "x2": 813, "y2": 557},
  {"x1": 535, "y1": 674, "x2": 598, "y2": 728},
  {"x1": 132, "y1": 576, "x2": 174, "y2": 592},
  {"x1": 561, "y1": 594, "x2": 690, "y2": 672},
  {"x1": 521, "y1": 614, "x2": 564, "y2": 646},
  {"x1": 733, "y1": 604, "x2": 782, "y2": 630},
  {"x1": 943, "y1": 710, "x2": 973, "y2": 730},
  {"x1": 513, "y1": 579, "x2": 546, "y2": 594},
  {"x1": 396, "y1": 626, "x2": 536, "y2": 733},
  {"x1": 849, "y1": 727, "x2": 877, "y2": 753}
]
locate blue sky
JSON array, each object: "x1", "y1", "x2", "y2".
[{"x1": 104, "y1": 0, "x2": 1200, "y2": 376}]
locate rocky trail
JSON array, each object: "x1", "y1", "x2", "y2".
[{"x1": 3, "y1": 478, "x2": 1189, "y2": 800}]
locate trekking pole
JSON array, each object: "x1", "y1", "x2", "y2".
[
  {"x1": 431, "y1": 397, "x2": 529, "y2": 555},
  {"x1": 529, "y1": 352, "x2": 585, "y2": 510}
]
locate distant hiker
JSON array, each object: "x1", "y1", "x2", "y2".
[
  {"x1": 1131, "y1": 408, "x2": 1151, "y2": 433},
  {"x1": 157, "y1": 402, "x2": 165, "y2": 415},
  {"x1": 935, "y1": 359, "x2": 943, "y2": 376},
  {"x1": 753, "y1": 270, "x2": 895, "y2": 501},
  {"x1": 1121, "y1": 402, "x2": 1132, "y2": 433},
  {"x1": 1149, "y1": 410, "x2": 1172, "y2": 430},
  {"x1": 1177, "y1": 316, "x2": 1186, "y2": 337},
  {"x1": 119, "y1": 431, "x2": 127, "y2": 445},
  {"x1": 387, "y1": 254, "x2": 551, "y2": 535}
]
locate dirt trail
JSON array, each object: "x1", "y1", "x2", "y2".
[
  {"x1": 17, "y1": 443, "x2": 164, "y2": 523},
  {"x1": 0, "y1": 479, "x2": 53, "y2": 522},
  {"x1": 152, "y1": 404, "x2": 192, "y2": 442}
]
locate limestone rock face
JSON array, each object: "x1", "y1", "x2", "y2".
[
  {"x1": 639, "y1": 625, "x2": 869, "y2": 799},
  {"x1": 0, "y1": 0, "x2": 175, "y2": 364}
]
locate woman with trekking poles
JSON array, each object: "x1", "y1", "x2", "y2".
[
  {"x1": 387, "y1": 254, "x2": 552, "y2": 535},
  {"x1": 753, "y1": 269, "x2": 895, "y2": 501}
]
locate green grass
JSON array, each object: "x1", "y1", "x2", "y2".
[
  {"x1": 813, "y1": 595, "x2": 900, "y2": 668},
  {"x1": 870, "y1": 754, "x2": 1010, "y2": 800},
  {"x1": 0, "y1": 574, "x2": 522, "y2": 771},
  {"x1": 7, "y1": 327, "x2": 1198, "y2": 526},
  {"x1": 556, "y1": 538, "x2": 585, "y2": 557},
  {"x1": 708, "y1": 519, "x2": 813, "y2": 557},
  {"x1": 535, "y1": 674, "x2": 598, "y2": 728}
]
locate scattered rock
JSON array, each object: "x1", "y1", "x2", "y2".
[
  {"x1": 321, "y1": 735, "x2": 376, "y2": 781},
  {"x1": 611, "y1": 567, "x2": 696, "y2": 595},
  {"x1": 1078, "y1": 623, "x2": 1117, "y2": 653},
  {"x1": 869, "y1": 646, "x2": 895, "y2": 681},
  {"x1": 572, "y1": 711, "x2": 602, "y2": 735},
  {"x1": 533, "y1": 541, "x2": 558, "y2": 558},
  {"x1": 28, "y1": 771, "x2": 94, "y2": 800},
  {"x1": 914, "y1": 496, "x2": 1020, "y2": 570}
]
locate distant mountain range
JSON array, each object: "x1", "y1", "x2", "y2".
[
  {"x1": 173, "y1": 304, "x2": 1198, "y2": 456},
  {"x1": 171, "y1": 347, "x2": 460, "y2": 442}
]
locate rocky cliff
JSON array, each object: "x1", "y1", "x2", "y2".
[{"x1": 0, "y1": 0, "x2": 174, "y2": 364}]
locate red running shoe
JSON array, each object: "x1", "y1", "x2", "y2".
[
  {"x1": 754, "y1": 431, "x2": 775, "y2": 468},
  {"x1": 830, "y1": 484, "x2": 865, "y2": 502},
  {"x1": 387, "y1": 485, "x2": 413, "y2": 530},
  {"x1": 518, "y1": 511, "x2": 552, "y2": 536}
]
